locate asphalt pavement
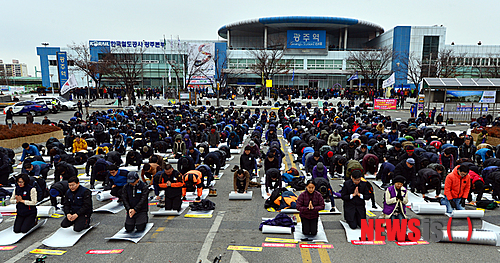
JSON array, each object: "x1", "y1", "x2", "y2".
[{"x1": 1, "y1": 100, "x2": 499, "y2": 263}]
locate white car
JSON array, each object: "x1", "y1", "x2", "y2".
[{"x1": 35, "y1": 96, "x2": 76, "y2": 111}]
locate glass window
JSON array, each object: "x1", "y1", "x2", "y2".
[{"x1": 422, "y1": 36, "x2": 439, "y2": 61}]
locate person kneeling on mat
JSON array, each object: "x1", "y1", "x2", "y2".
[
  {"x1": 107, "y1": 164, "x2": 129, "y2": 202},
  {"x1": 383, "y1": 176, "x2": 408, "y2": 220},
  {"x1": 62, "y1": 176, "x2": 92, "y2": 232},
  {"x1": 122, "y1": 172, "x2": 149, "y2": 232},
  {"x1": 234, "y1": 169, "x2": 250, "y2": 194},
  {"x1": 313, "y1": 177, "x2": 336, "y2": 211},
  {"x1": 10, "y1": 174, "x2": 37, "y2": 233},
  {"x1": 182, "y1": 170, "x2": 203, "y2": 201},
  {"x1": 153, "y1": 164, "x2": 184, "y2": 211},
  {"x1": 440, "y1": 165, "x2": 470, "y2": 214},
  {"x1": 341, "y1": 170, "x2": 371, "y2": 229},
  {"x1": 296, "y1": 180, "x2": 324, "y2": 238}
]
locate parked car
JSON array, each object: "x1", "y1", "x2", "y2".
[
  {"x1": 33, "y1": 98, "x2": 59, "y2": 113},
  {"x1": 35, "y1": 96, "x2": 76, "y2": 111},
  {"x1": 4, "y1": 101, "x2": 49, "y2": 115}
]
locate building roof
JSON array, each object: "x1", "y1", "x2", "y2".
[
  {"x1": 218, "y1": 16, "x2": 384, "y2": 38},
  {"x1": 424, "y1": 78, "x2": 500, "y2": 87}
]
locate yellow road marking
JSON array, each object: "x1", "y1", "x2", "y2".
[
  {"x1": 156, "y1": 227, "x2": 165, "y2": 232},
  {"x1": 300, "y1": 245, "x2": 313, "y2": 263},
  {"x1": 317, "y1": 242, "x2": 332, "y2": 263}
]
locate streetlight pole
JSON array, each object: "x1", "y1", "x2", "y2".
[{"x1": 49, "y1": 73, "x2": 54, "y2": 95}]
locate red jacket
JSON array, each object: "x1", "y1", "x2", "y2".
[
  {"x1": 444, "y1": 166, "x2": 471, "y2": 200},
  {"x1": 469, "y1": 170, "x2": 484, "y2": 184}
]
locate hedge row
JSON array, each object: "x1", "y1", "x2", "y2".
[{"x1": 0, "y1": 124, "x2": 61, "y2": 140}]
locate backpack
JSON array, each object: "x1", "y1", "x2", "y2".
[
  {"x1": 289, "y1": 177, "x2": 306, "y2": 191},
  {"x1": 264, "y1": 187, "x2": 287, "y2": 209},
  {"x1": 476, "y1": 200, "x2": 498, "y2": 210},
  {"x1": 189, "y1": 199, "x2": 215, "y2": 211}
]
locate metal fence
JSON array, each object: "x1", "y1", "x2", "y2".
[{"x1": 441, "y1": 102, "x2": 499, "y2": 122}]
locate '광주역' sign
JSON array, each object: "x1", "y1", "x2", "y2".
[{"x1": 374, "y1": 99, "x2": 397, "y2": 110}]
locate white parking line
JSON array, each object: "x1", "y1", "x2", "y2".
[{"x1": 197, "y1": 211, "x2": 225, "y2": 263}]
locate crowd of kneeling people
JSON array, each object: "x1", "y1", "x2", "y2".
[{"x1": 0, "y1": 102, "x2": 499, "y2": 239}]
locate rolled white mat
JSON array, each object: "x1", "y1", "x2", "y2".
[
  {"x1": 96, "y1": 191, "x2": 113, "y2": 202},
  {"x1": 450, "y1": 210, "x2": 484, "y2": 218},
  {"x1": 0, "y1": 205, "x2": 17, "y2": 213},
  {"x1": 228, "y1": 191, "x2": 253, "y2": 200},
  {"x1": 412, "y1": 203, "x2": 447, "y2": 214},
  {"x1": 440, "y1": 230, "x2": 497, "y2": 246},
  {"x1": 37, "y1": 206, "x2": 55, "y2": 217},
  {"x1": 262, "y1": 225, "x2": 292, "y2": 234},
  {"x1": 325, "y1": 202, "x2": 332, "y2": 211}
]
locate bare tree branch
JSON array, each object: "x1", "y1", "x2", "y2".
[
  {"x1": 67, "y1": 42, "x2": 111, "y2": 96},
  {"x1": 348, "y1": 47, "x2": 393, "y2": 88},
  {"x1": 104, "y1": 45, "x2": 146, "y2": 105}
]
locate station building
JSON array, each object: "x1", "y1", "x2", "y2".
[{"x1": 37, "y1": 16, "x2": 500, "y2": 94}]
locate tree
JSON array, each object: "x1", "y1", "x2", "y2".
[
  {"x1": 395, "y1": 51, "x2": 425, "y2": 93},
  {"x1": 473, "y1": 55, "x2": 500, "y2": 78},
  {"x1": 105, "y1": 45, "x2": 146, "y2": 105},
  {"x1": 67, "y1": 42, "x2": 111, "y2": 97},
  {"x1": 348, "y1": 47, "x2": 393, "y2": 89},
  {"x1": 0, "y1": 65, "x2": 8, "y2": 85},
  {"x1": 432, "y1": 48, "x2": 465, "y2": 78},
  {"x1": 247, "y1": 38, "x2": 292, "y2": 99}
]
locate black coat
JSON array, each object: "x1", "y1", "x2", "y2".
[
  {"x1": 341, "y1": 180, "x2": 371, "y2": 222},
  {"x1": 122, "y1": 180, "x2": 149, "y2": 213},
  {"x1": 394, "y1": 161, "x2": 416, "y2": 187}
]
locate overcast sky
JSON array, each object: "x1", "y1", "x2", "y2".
[{"x1": 2, "y1": 0, "x2": 498, "y2": 76}]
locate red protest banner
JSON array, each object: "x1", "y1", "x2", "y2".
[
  {"x1": 86, "y1": 249, "x2": 124, "y2": 254},
  {"x1": 374, "y1": 99, "x2": 397, "y2": 110},
  {"x1": 299, "y1": 244, "x2": 334, "y2": 249}
]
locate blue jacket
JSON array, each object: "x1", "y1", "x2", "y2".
[
  {"x1": 22, "y1": 161, "x2": 49, "y2": 177},
  {"x1": 302, "y1": 147, "x2": 315, "y2": 165},
  {"x1": 109, "y1": 169, "x2": 129, "y2": 187},
  {"x1": 21, "y1": 145, "x2": 41, "y2": 162},
  {"x1": 189, "y1": 148, "x2": 201, "y2": 164},
  {"x1": 291, "y1": 136, "x2": 301, "y2": 152},
  {"x1": 476, "y1": 148, "x2": 495, "y2": 162},
  {"x1": 388, "y1": 131, "x2": 399, "y2": 143}
]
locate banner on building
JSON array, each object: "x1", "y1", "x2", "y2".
[
  {"x1": 382, "y1": 73, "x2": 395, "y2": 89},
  {"x1": 287, "y1": 30, "x2": 326, "y2": 49},
  {"x1": 187, "y1": 43, "x2": 215, "y2": 77},
  {"x1": 56, "y1": 51, "x2": 68, "y2": 89},
  {"x1": 446, "y1": 90, "x2": 484, "y2": 102},
  {"x1": 374, "y1": 99, "x2": 397, "y2": 110},
  {"x1": 479, "y1": 90, "x2": 496, "y2": 103}
]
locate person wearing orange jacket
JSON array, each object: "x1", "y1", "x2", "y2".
[
  {"x1": 182, "y1": 170, "x2": 203, "y2": 201},
  {"x1": 440, "y1": 165, "x2": 471, "y2": 214},
  {"x1": 153, "y1": 163, "x2": 184, "y2": 211}
]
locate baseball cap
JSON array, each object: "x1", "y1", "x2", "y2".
[
  {"x1": 127, "y1": 172, "x2": 139, "y2": 183},
  {"x1": 407, "y1": 158, "x2": 415, "y2": 165}
]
